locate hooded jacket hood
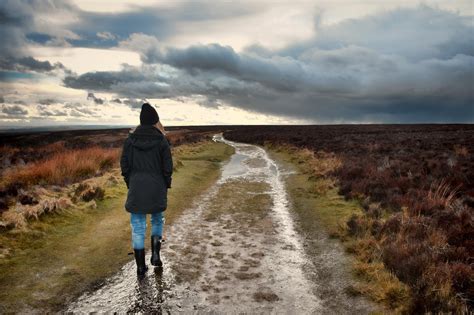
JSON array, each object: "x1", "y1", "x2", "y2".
[{"x1": 129, "y1": 125, "x2": 164, "y2": 151}]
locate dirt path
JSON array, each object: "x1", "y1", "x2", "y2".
[{"x1": 66, "y1": 135, "x2": 373, "y2": 313}]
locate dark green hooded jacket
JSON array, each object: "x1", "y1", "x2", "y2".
[{"x1": 120, "y1": 125, "x2": 173, "y2": 214}]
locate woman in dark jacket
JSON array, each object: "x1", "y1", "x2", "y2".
[{"x1": 120, "y1": 103, "x2": 173, "y2": 276}]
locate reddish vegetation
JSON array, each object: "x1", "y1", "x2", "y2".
[
  {"x1": 0, "y1": 127, "x2": 216, "y2": 188},
  {"x1": 224, "y1": 124, "x2": 474, "y2": 313},
  {"x1": 0, "y1": 127, "x2": 217, "y2": 213},
  {"x1": 1, "y1": 146, "x2": 120, "y2": 188}
]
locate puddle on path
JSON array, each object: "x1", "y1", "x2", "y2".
[{"x1": 66, "y1": 134, "x2": 371, "y2": 314}]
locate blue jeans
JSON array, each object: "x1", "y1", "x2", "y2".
[{"x1": 130, "y1": 212, "x2": 164, "y2": 249}]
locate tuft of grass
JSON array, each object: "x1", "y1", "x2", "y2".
[
  {"x1": 453, "y1": 145, "x2": 469, "y2": 157},
  {"x1": 0, "y1": 144, "x2": 20, "y2": 157},
  {"x1": 427, "y1": 179, "x2": 459, "y2": 210}
]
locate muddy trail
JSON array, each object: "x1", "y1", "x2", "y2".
[{"x1": 67, "y1": 135, "x2": 375, "y2": 314}]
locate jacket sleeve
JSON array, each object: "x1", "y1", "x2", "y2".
[
  {"x1": 161, "y1": 138, "x2": 173, "y2": 188},
  {"x1": 120, "y1": 138, "x2": 132, "y2": 188}
]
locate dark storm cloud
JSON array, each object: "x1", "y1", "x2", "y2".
[
  {"x1": 275, "y1": 5, "x2": 473, "y2": 61},
  {"x1": 36, "y1": 105, "x2": 67, "y2": 117},
  {"x1": 63, "y1": 102, "x2": 97, "y2": 115},
  {"x1": 1, "y1": 104, "x2": 28, "y2": 116},
  {"x1": 155, "y1": 44, "x2": 358, "y2": 93},
  {"x1": 61, "y1": 1, "x2": 265, "y2": 48},
  {"x1": 0, "y1": 0, "x2": 75, "y2": 75},
  {"x1": 42, "y1": 102, "x2": 101, "y2": 117},
  {"x1": 1, "y1": 0, "x2": 265, "y2": 54},
  {"x1": 63, "y1": 5, "x2": 473, "y2": 123},
  {"x1": 38, "y1": 98, "x2": 59, "y2": 105},
  {"x1": 123, "y1": 98, "x2": 145, "y2": 109},
  {"x1": 63, "y1": 65, "x2": 170, "y2": 98},
  {"x1": 14, "y1": 57, "x2": 64, "y2": 72},
  {"x1": 0, "y1": 1, "x2": 34, "y2": 57},
  {"x1": 68, "y1": 10, "x2": 168, "y2": 48},
  {"x1": 87, "y1": 92, "x2": 105, "y2": 105},
  {"x1": 63, "y1": 66, "x2": 159, "y2": 91},
  {"x1": 110, "y1": 96, "x2": 148, "y2": 110},
  {"x1": 0, "y1": 56, "x2": 68, "y2": 73},
  {"x1": 68, "y1": 109, "x2": 86, "y2": 117},
  {"x1": 75, "y1": 107, "x2": 99, "y2": 116}
]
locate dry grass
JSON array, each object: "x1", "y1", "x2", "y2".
[
  {"x1": 427, "y1": 179, "x2": 460, "y2": 210},
  {"x1": 1, "y1": 178, "x2": 106, "y2": 229},
  {"x1": 269, "y1": 144, "x2": 411, "y2": 312},
  {"x1": 453, "y1": 145, "x2": 469, "y2": 157},
  {"x1": 0, "y1": 145, "x2": 20, "y2": 157},
  {"x1": 0, "y1": 141, "x2": 67, "y2": 166},
  {"x1": 287, "y1": 146, "x2": 342, "y2": 178},
  {"x1": 1, "y1": 146, "x2": 120, "y2": 188},
  {"x1": 1, "y1": 145, "x2": 119, "y2": 229},
  {"x1": 2, "y1": 197, "x2": 75, "y2": 229},
  {"x1": 1, "y1": 140, "x2": 233, "y2": 232},
  {"x1": 37, "y1": 140, "x2": 67, "y2": 154}
]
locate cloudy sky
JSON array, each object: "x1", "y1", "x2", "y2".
[{"x1": 0, "y1": 0, "x2": 472, "y2": 127}]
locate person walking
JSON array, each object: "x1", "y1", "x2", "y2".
[{"x1": 120, "y1": 103, "x2": 173, "y2": 277}]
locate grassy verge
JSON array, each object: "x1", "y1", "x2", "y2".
[
  {"x1": 267, "y1": 145, "x2": 410, "y2": 313},
  {"x1": 0, "y1": 140, "x2": 234, "y2": 313}
]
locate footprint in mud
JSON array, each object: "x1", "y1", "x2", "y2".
[
  {"x1": 230, "y1": 251, "x2": 241, "y2": 259},
  {"x1": 254, "y1": 287, "x2": 280, "y2": 302},
  {"x1": 250, "y1": 251, "x2": 265, "y2": 258},
  {"x1": 281, "y1": 243, "x2": 296, "y2": 250},
  {"x1": 210, "y1": 251, "x2": 225, "y2": 260},
  {"x1": 243, "y1": 258, "x2": 261, "y2": 268},
  {"x1": 210, "y1": 239, "x2": 223, "y2": 247},
  {"x1": 218, "y1": 258, "x2": 234, "y2": 269},
  {"x1": 234, "y1": 272, "x2": 262, "y2": 280},
  {"x1": 215, "y1": 271, "x2": 230, "y2": 281},
  {"x1": 206, "y1": 294, "x2": 221, "y2": 305}
]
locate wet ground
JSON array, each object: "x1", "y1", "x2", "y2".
[{"x1": 66, "y1": 135, "x2": 375, "y2": 314}]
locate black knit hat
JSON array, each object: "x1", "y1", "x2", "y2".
[{"x1": 139, "y1": 103, "x2": 159, "y2": 125}]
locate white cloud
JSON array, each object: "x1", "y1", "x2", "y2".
[{"x1": 96, "y1": 31, "x2": 116, "y2": 40}]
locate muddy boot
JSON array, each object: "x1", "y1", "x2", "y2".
[
  {"x1": 134, "y1": 249, "x2": 148, "y2": 277},
  {"x1": 150, "y1": 235, "x2": 163, "y2": 267}
]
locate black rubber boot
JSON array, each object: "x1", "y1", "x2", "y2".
[
  {"x1": 134, "y1": 249, "x2": 148, "y2": 277},
  {"x1": 150, "y1": 235, "x2": 163, "y2": 267}
]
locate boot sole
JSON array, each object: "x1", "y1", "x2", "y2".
[
  {"x1": 137, "y1": 267, "x2": 148, "y2": 277},
  {"x1": 150, "y1": 260, "x2": 163, "y2": 267}
]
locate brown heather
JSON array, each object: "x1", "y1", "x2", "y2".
[
  {"x1": 1, "y1": 146, "x2": 120, "y2": 189},
  {"x1": 224, "y1": 125, "x2": 474, "y2": 313}
]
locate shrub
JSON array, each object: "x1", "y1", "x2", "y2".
[
  {"x1": 1, "y1": 146, "x2": 120, "y2": 189},
  {"x1": 73, "y1": 182, "x2": 105, "y2": 202}
]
